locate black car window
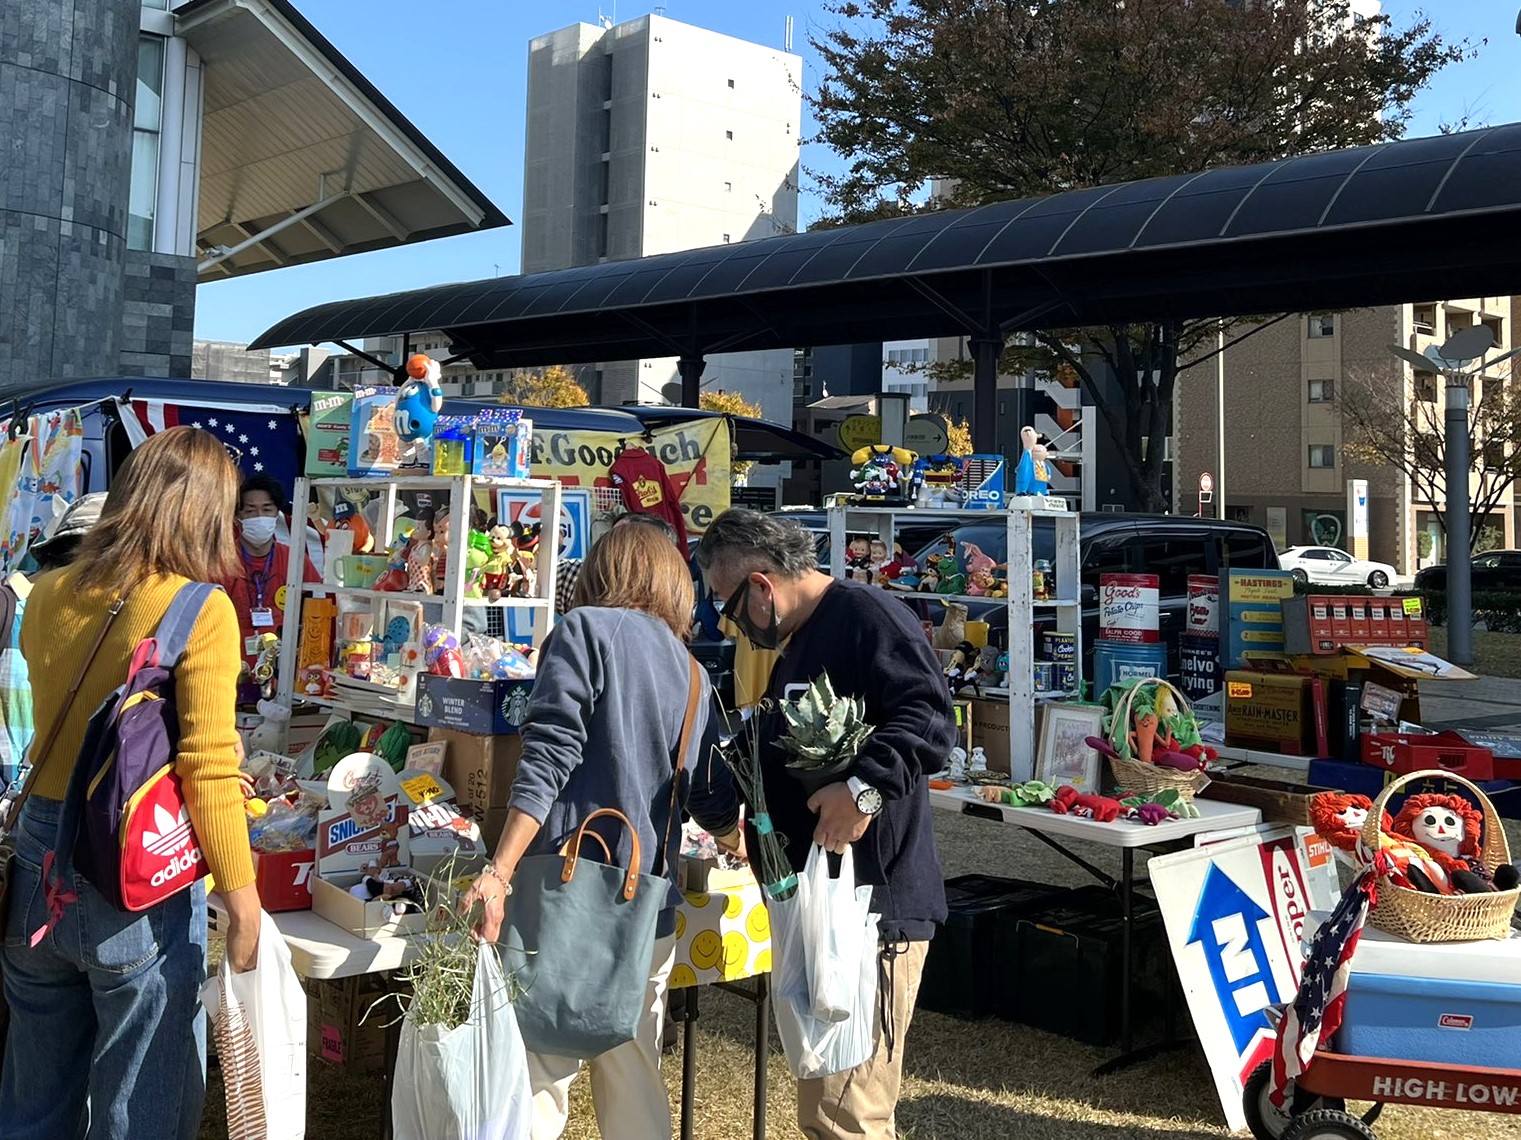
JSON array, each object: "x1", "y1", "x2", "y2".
[
  {"x1": 1222, "y1": 531, "x2": 1273, "y2": 571},
  {"x1": 1124, "y1": 534, "x2": 1200, "y2": 599}
]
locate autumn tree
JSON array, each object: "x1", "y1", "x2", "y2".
[
  {"x1": 810, "y1": 0, "x2": 1467, "y2": 510},
  {"x1": 945, "y1": 417, "x2": 972, "y2": 457},
  {"x1": 700, "y1": 389, "x2": 764, "y2": 480},
  {"x1": 498, "y1": 365, "x2": 589, "y2": 408},
  {"x1": 1340, "y1": 362, "x2": 1521, "y2": 555}
]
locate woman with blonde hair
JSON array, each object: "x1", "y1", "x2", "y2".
[
  {"x1": 1, "y1": 426, "x2": 261, "y2": 1139},
  {"x1": 465, "y1": 520, "x2": 741, "y2": 1140}
]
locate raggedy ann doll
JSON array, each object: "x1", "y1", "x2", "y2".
[
  {"x1": 1391, "y1": 794, "x2": 1521, "y2": 894},
  {"x1": 1309, "y1": 790, "x2": 1448, "y2": 891}
]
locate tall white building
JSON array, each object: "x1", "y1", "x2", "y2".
[{"x1": 521, "y1": 14, "x2": 801, "y2": 424}]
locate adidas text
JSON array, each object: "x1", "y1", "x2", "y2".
[{"x1": 150, "y1": 849, "x2": 203, "y2": 888}]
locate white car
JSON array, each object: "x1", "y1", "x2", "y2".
[{"x1": 1278, "y1": 546, "x2": 1397, "y2": 588}]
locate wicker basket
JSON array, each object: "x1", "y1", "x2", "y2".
[
  {"x1": 1104, "y1": 677, "x2": 1210, "y2": 802},
  {"x1": 1362, "y1": 769, "x2": 1521, "y2": 943}
]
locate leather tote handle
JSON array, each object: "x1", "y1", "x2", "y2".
[{"x1": 562, "y1": 808, "x2": 643, "y2": 901}]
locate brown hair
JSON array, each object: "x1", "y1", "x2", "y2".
[
  {"x1": 572, "y1": 519, "x2": 694, "y2": 642},
  {"x1": 78, "y1": 426, "x2": 242, "y2": 593}
]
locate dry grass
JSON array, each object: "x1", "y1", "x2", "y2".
[
  {"x1": 197, "y1": 809, "x2": 1521, "y2": 1138},
  {"x1": 1427, "y1": 628, "x2": 1521, "y2": 679}
]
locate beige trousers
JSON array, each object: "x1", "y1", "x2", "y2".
[
  {"x1": 797, "y1": 939, "x2": 930, "y2": 1140},
  {"x1": 526, "y1": 933, "x2": 678, "y2": 1140}
]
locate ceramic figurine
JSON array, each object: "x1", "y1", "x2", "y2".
[{"x1": 1014, "y1": 426, "x2": 1051, "y2": 496}]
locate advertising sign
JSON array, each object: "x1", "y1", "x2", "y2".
[
  {"x1": 1223, "y1": 569, "x2": 1295, "y2": 669},
  {"x1": 1098, "y1": 573, "x2": 1160, "y2": 643},
  {"x1": 1150, "y1": 828, "x2": 1338, "y2": 1132},
  {"x1": 496, "y1": 487, "x2": 593, "y2": 561}
]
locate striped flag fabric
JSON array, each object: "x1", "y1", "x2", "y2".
[
  {"x1": 126, "y1": 399, "x2": 302, "y2": 494},
  {"x1": 1269, "y1": 870, "x2": 1378, "y2": 1107}
]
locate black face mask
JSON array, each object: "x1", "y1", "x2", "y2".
[{"x1": 721, "y1": 578, "x2": 782, "y2": 651}]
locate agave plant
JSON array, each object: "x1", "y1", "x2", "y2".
[{"x1": 778, "y1": 673, "x2": 873, "y2": 772}]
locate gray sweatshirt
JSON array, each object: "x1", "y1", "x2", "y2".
[{"x1": 509, "y1": 606, "x2": 739, "y2": 927}]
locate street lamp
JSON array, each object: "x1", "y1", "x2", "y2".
[{"x1": 1389, "y1": 326, "x2": 1521, "y2": 666}]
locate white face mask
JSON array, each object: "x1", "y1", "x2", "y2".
[{"x1": 241, "y1": 516, "x2": 278, "y2": 545}]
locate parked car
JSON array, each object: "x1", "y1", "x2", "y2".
[
  {"x1": 1413, "y1": 550, "x2": 1521, "y2": 594},
  {"x1": 1278, "y1": 545, "x2": 1397, "y2": 588},
  {"x1": 887, "y1": 513, "x2": 1280, "y2": 679}
]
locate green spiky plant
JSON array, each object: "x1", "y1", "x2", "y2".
[{"x1": 777, "y1": 674, "x2": 873, "y2": 772}]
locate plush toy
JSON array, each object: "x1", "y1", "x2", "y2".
[
  {"x1": 1014, "y1": 426, "x2": 1052, "y2": 496},
  {"x1": 481, "y1": 524, "x2": 515, "y2": 601},
  {"x1": 1119, "y1": 789, "x2": 1200, "y2": 823},
  {"x1": 1309, "y1": 792, "x2": 1383, "y2": 852},
  {"x1": 1391, "y1": 793, "x2": 1520, "y2": 894},
  {"x1": 942, "y1": 640, "x2": 983, "y2": 696},
  {"x1": 422, "y1": 624, "x2": 467, "y2": 678},
  {"x1": 1050, "y1": 785, "x2": 1123, "y2": 823},
  {"x1": 246, "y1": 698, "x2": 290, "y2": 757},
  {"x1": 1098, "y1": 679, "x2": 1217, "y2": 766},
  {"x1": 394, "y1": 354, "x2": 445, "y2": 443},
  {"x1": 978, "y1": 780, "x2": 1058, "y2": 807},
  {"x1": 931, "y1": 602, "x2": 968, "y2": 651},
  {"x1": 878, "y1": 542, "x2": 919, "y2": 590}
]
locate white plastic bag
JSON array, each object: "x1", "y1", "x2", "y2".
[
  {"x1": 200, "y1": 910, "x2": 307, "y2": 1140},
  {"x1": 391, "y1": 942, "x2": 532, "y2": 1140},
  {"x1": 770, "y1": 844, "x2": 880, "y2": 1079},
  {"x1": 803, "y1": 844, "x2": 874, "y2": 1022}
]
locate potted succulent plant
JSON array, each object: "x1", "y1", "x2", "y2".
[{"x1": 777, "y1": 674, "x2": 874, "y2": 795}]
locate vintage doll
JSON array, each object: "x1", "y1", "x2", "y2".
[
  {"x1": 1014, "y1": 425, "x2": 1051, "y2": 496},
  {"x1": 406, "y1": 515, "x2": 436, "y2": 594},
  {"x1": 868, "y1": 539, "x2": 891, "y2": 586},
  {"x1": 845, "y1": 537, "x2": 873, "y2": 583},
  {"x1": 1308, "y1": 792, "x2": 1382, "y2": 852},
  {"x1": 1391, "y1": 793, "x2": 1520, "y2": 894},
  {"x1": 481, "y1": 524, "x2": 515, "y2": 601},
  {"x1": 511, "y1": 548, "x2": 538, "y2": 598}
]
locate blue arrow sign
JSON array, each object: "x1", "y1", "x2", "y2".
[{"x1": 1188, "y1": 863, "x2": 1278, "y2": 1053}]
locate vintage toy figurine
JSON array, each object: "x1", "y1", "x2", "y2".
[
  {"x1": 406, "y1": 514, "x2": 436, "y2": 594},
  {"x1": 1014, "y1": 426, "x2": 1051, "y2": 496},
  {"x1": 394, "y1": 353, "x2": 445, "y2": 443},
  {"x1": 845, "y1": 536, "x2": 873, "y2": 582},
  {"x1": 481, "y1": 524, "x2": 515, "y2": 601},
  {"x1": 847, "y1": 444, "x2": 918, "y2": 505},
  {"x1": 1391, "y1": 793, "x2": 1520, "y2": 894}
]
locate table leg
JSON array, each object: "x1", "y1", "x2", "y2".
[
  {"x1": 680, "y1": 986, "x2": 698, "y2": 1140},
  {"x1": 753, "y1": 976, "x2": 769, "y2": 1140},
  {"x1": 1120, "y1": 846, "x2": 1134, "y2": 1056},
  {"x1": 381, "y1": 974, "x2": 402, "y2": 1140}
]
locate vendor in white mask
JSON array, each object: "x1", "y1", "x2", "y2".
[{"x1": 223, "y1": 474, "x2": 319, "y2": 669}]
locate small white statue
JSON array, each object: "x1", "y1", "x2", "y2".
[{"x1": 947, "y1": 746, "x2": 968, "y2": 782}]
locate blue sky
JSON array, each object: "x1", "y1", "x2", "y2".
[{"x1": 195, "y1": 0, "x2": 1521, "y2": 347}]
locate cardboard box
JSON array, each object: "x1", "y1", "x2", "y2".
[
  {"x1": 307, "y1": 974, "x2": 399, "y2": 1073},
  {"x1": 311, "y1": 872, "x2": 428, "y2": 939},
  {"x1": 680, "y1": 855, "x2": 759, "y2": 894},
  {"x1": 254, "y1": 848, "x2": 316, "y2": 913},
  {"x1": 969, "y1": 698, "x2": 1010, "y2": 773},
  {"x1": 1224, "y1": 670, "x2": 1315, "y2": 755},
  {"x1": 303, "y1": 391, "x2": 355, "y2": 477},
  {"x1": 416, "y1": 673, "x2": 534, "y2": 735},
  {"x1": 313, "y1": 794, "x2": 427, "y2": 938},
  {"x1": 1198, "y1": 773, "x2": 1338, "y2": 826},
  {"x1": 427, "y1": 727, "x2": 523, "y2": 822}
]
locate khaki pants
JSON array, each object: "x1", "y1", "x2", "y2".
[
  {"x1": 798, "y1": 939, "x2": 930, "y2": 1140},
  {"x1": 527, "y1": 933, "x2": 678, "y2": 1140}
]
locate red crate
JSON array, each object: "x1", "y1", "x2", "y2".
[
  {"x1": 254, "y1": 848, "x2": 316, "y2": 912},
  {"x1": 1360, "y1": 732, "x2": 1494, "y2": 781}
]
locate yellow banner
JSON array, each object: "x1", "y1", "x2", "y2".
[{"x1": 527, "y1": 418, "x2": 732, "y2": 535}]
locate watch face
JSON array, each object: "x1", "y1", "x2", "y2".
[{"x1": 857, "y1": 787, "x2": 884, "y2": 815}]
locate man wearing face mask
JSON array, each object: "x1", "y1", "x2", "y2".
[
  {"x1": 224, "y1": 475, "x2": 320, "y2": 668},
  {"x1": 695, "y1": 509, "x2": 951, "y2": 1140}
]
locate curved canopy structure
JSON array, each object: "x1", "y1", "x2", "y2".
[{"x1": 254, "y1": 124, "x2": 1521, "y2": 365}]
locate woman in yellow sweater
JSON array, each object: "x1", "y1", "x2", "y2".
[{"x1": 0, "y1": 426, "x2": 260, "y2": 1140}]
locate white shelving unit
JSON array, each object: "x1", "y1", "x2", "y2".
[
  {"x1": 826, "y1": 504, "x2": 1081, "y2": 781},
  {"x1": 276, "y1": 474, "x2": 562, "y2": 724}
]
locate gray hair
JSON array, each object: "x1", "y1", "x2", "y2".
[{"x1": 696, "y1": 509, "x2": 818, "y2": 581}]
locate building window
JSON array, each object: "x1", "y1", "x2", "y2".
[
  {"x1": 727, "y1": 78, "x2": 735, "y2": 88},
  {"x1": 1413, "y1": 304, "x2": 1437, "y2": 335},
  {"x1": 887, "y1": 347, "x2": 929, "y2": 365},
  {"x1": 597, "y1": 213, "x2": 609, "y2": 258},
  {"x1": 128, "y1": 34, "x2": 166, "y2": 251},
  {"x1": 1308, "y1": 378, "x2": 1334, "y2": 403},
  {"x1": 1414, "y1": 371, "x2": 1438, "y2": 402},
  {"x1": 1308, "y1": 315, "x2": 1335, "y2": 338},
  {"x1": 1308, "y1": 445, "x2": 1336, "y2": 469}
]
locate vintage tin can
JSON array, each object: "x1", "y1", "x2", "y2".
[
  {"x1": 1054, "y1": 662, "x2": 1078, "y2": 695},
  {"x1": 1033, "y1": 661, "x2": 1056, "y2": 693}
]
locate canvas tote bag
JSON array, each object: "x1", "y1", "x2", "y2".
[{"x1": 501, "y1": 657, "x2": 703, "y2": 1059}]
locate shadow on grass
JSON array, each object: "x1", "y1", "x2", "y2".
[{"x1": 899, "y1": 1093, "x2": 1221, "y2": 1140}]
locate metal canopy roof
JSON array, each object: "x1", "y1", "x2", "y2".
[
  {"x1": 176, "y1": 0, "x2": 509, "y2": 282},
  {"x1": 253, "y1": 124, "x2": 1521, "y2": 363}
]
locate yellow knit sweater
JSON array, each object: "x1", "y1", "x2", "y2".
[{"x1": 21, "y1": 565, "x2": 255, "y2": 894}]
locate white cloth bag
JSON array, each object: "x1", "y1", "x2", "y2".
[
  {"x1": 770, "y1": 843, "x2": 880, "y2": 1079},
  {"x1": 391, "y1": 942, "x2": 533, "y2": 1140},
  {"x1": 200, "y1": 910, "x2": 307, "y2": 1140}
]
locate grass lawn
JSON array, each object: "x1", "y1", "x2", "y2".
[
  {"x1": 199, "y1": 803, "x2": 1521, "y2": 1139},
  {"x1": 1427, "y1": 627, "x2": 1521, "y2": 679}
]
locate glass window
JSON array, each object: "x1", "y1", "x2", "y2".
[
  {"x1": 1308, "y1": 315, "x2": 1335, "y2": 338},
  {"x1": 128, "y1": 35, "x2": 166, "y2": 251},
  {"x1": 1222, "y1": 532, "x2": 1272, "y2": 571},
  {"x1": 1308, "y1": 445, "x2": 1336, "y2": 468},
  {"x1": 135, "y1": 36, "x2": 164, "y2": 130},
  {"x1": 1308, "y1": 378, "x2": 1334, "y2": 403}
]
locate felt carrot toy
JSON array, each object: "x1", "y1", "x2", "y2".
[{"x1": 1134, "y1": 712, "x2": 1159, "y2": 765}]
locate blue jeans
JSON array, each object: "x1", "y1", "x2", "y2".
[{"x1": 0, "y1": 796, "x2": 208, "y2": 1140}]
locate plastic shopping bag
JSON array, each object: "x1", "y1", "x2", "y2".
[
  {"x1": 391, "y1": 942, "x2": 532, "y2": 1140},
  {"x1": 803, "y1": 844, "x2": 874, "y2": 1023},
  {"x1": 200, "y1": 910, "x2": 306, "y2": 1140},
  {"x1": 769, "y1": 844, "x2": 880, "y2": 1079}
]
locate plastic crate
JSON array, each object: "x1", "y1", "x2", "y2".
[
  {"x1": 995, "y1": 886, "x2": 1169, "y2": 1045},
  {"x1": 1360, "y1": 731, "x2": 1494, "y2": 781},
  {"x1": 919, "y1": 875, "x2": 1069, "y2": 1020}
]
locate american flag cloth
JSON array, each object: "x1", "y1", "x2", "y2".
[
  {"x1": 1269, "y1": 870, "x2": 1378, "y2": 1108},
  {"x1": 126, "y1": 399, "x2": 301, "y2": 494}
]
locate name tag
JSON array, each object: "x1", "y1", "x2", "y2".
[{"x1": 250, "y1": 607, "x2": 275, "y2": 629}]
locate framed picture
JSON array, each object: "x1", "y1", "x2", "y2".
[{"x1": 1036, "y1": 704, "x2": 1106, "y2": 793}]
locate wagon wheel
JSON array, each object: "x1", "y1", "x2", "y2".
[
  {"x1": 1242, "y1": 1061, "x2": 1347, "y2": 1140},
  {"x1": 1280, "y1": 1107, "x2": 1378, "y2": 1140}
]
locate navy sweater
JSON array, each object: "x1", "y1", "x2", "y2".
[
  {"x1": 756, "y1": 580, "x2": 952, "y2": 942},
  {"x1": 509, "y1": 607, "x2": 740, "y2": 934}
]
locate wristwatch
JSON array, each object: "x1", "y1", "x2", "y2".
[{"x1": 847, "y1": 776, "x2": 883, "y2": 816}]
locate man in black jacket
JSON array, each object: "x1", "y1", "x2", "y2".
[{"x1": 697, "y1": 509, "x2": 952, "y2": 1140}]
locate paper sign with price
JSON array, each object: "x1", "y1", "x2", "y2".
[{"x1": 400, "y1": 773, "x2": 446, "y2": 805}]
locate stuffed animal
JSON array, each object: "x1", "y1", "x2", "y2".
[
  {"x1": 1391, "y1": 793, "x2": 1520, "y2": 894},
  {"x1": 932, "y1": 602, "x2": 968, "y2": 651},
  {"x1": 1050, "y1": 785, "x2": 1123, "y2": 822},
  {"x1": 942, "y1": 639, "x2": 982, "y2": 696},
  {"x1": 1309, "y1": 792, "x2": 1383, "y2": 852},
  {"x1": 394, "y1": 354, "x2": 445, "y2": 443},
  {"x1": 868, "y1": 540, "x2": 891, "y2": 585}
]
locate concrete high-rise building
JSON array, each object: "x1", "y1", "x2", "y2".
[
  {"x1": 520, "y1": 14, "x2": 801, "y2": 426},
  {"x1": 1175, "y1": 300, "x2": 1517, "y2": 574},
  {"x1": 0, "y1": 0, "x2": 505, "y2": 393}
]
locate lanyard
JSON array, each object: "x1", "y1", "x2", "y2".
[{"x1": 242, "y1": 547, "x2": 275, "y2": 610}]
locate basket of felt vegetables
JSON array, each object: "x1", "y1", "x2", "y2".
[{"x1": 1093, "y1": 677, "x2": 1216, "y2": 802}]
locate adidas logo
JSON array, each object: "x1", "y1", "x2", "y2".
[
  {"x1": 143, "y1": 804, "x2": 193, "y2": 858},
  {"x1": 150, "y1": 849, "x2": 202, "y2": 888}
]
